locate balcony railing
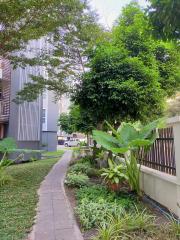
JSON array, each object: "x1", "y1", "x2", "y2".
[{"x1": 0, "y1": 100, "x2": 9, "y2": 122}]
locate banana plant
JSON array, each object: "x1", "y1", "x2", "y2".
[
  {"x1": 93, "y1": 119, "x2": 165, "y2": 154},
  {"x1": 93, "y1": 118, "x2": 165, "y2": 195}
]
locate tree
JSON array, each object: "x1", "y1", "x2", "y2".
[
  {"x1": 147, "y1": 0, "x2": 180, "y2": 40},
  {"x1": 58, "y1": 113, "x2": 74, "y2": 135},
  {"x1": 58, "y1": 105, "x2": 94, "y2": 135},
  {"x1": 73, "y1": 2, "x2": 179, "y2": 127},
  {"x1": 0, "y1": 0, "x2": 70, "y2": 56},
  {"x1": 6, "y1": 1, "x2": 103, "y2": 102}
]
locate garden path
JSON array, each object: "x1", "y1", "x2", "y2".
[{"x1": 28, "y1": 150, "x2": 83, "y2": 240}]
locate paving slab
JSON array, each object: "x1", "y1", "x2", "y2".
[{"x1": 28, "y1": 150, "x2": 83, "y2": 240}]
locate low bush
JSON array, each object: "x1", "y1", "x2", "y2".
[
  {"x1": 86, "y1": 168, "x2": 100, "y2": 178},
  {"x1": 94, "y1": 209, "x2": 156, "y2": 240},
  {"x1": 76, "y1": 185, "x2": 134, "y2": 207},
  {"x1": 94, "y1": 209, "x2": 180, "y2": 240},
  {"x1": 77, "y1": 155, "x2": 93, "y2": 164},
  {"x1": 65, "y1": 173, "x2": 90, "y2": 188},
  {"x1": 75, "y1": 198, "x2": 125, "y2": 230},
  {"x1": 75, "y1": 185, "x2": 135, "y2": 230},
  {"x1": 76, "y1": 185, "x2": 115, "y2": 203},
  {"x1": 69, "y1": 155, "x2": 92, "y2": 166},
  {"x1": 68, "y1": 162, "x2": 92, "y2": 174}
]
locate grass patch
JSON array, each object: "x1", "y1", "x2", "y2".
[
  {"x1": 0, "y1": 151, "x2": 63, "y2": 240},
  {"x1": 42, "y1": 150, "x2": 64, "y2": 157}
]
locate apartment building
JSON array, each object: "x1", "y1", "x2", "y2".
[
  {"x1": 0, "y1": 58, "x2": 11, "y2": 139},
  {"x1": 0, "y1": 40, "x2": 58, "y2": 151}
]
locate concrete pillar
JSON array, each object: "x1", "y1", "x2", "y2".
[{"x1": 169, "y1": 117, "x2": 180, "y2": 217}]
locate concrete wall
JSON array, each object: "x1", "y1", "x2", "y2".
[
  {"x1": 8, "y1": 66, "x2": 42, "y2": 150},
  {"x1": 42, "y1": 90, "x2": 58, "y2": 151},
  {"x1": 140, "y1": 116, "x2": 180, "y2": 218},
  {"x1": 42, "y1": 131, "x2": 57, "y2": 152}
]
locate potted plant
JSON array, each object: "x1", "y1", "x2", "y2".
[{"x1": 101, "y1": 159, "x2": 128, "y2": 191}]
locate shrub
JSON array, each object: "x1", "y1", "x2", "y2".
[
  {"x1": 75, "y1": 198, "x2": 125, "y2": 230},
  {"x1": 76, "y1": 185, "x2": 134, "y2": 207},
  {"x1": 78, "y1": 156, "x2": 93, "y2": 164},
  {"x1": 75, "y1": 185, "x2": 135, "y2": 230},
  {"x1": 86, "y1": 168, "x2": 100, "y2": 178},
  {"x1": 76, "y1": 185, "x2": 115, "y2": 203},
  {"x1": 94, "y1": 208, "x2": 156, "y2": 240},
  {"x1": 68, "y1": 162, "x2": 91, "y2": 174},
  {"x1": 65, "y1": 173, "x2": 90, "y2": 188},
  {"x1": 69, "y1": 155, "x2": 91, "y2": 166}
]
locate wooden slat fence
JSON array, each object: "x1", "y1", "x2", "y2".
[{"x1": 139, "y1": 127, "x2": 176, "y2": 175}]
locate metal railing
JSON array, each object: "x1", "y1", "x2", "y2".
[{"x1": 139, "y1": 127, "x2": 176, "y2": 176}]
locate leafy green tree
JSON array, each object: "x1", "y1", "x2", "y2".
[
  {"x1": 73, "y1": 44, "x2": 164, "y2": 125},
  {"x1": 147, "y1": 0, "x2": 180, "y2": 40},
  {"x1": 58, "y1": 113, "x2": 74, "y2": 135},
  {"x1": 8, "y1": 1, "x2": 103, "y2": 102},
  {"x1": 58, "y1": 105, "x2": 94, "y2": 135},
  {"x1": 73, "y1": 2, "x2": 179, "y2": 127}
]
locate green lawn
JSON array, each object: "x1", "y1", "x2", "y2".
[{"x1": 0, "y1": 150, "x2": 64, "y2": 240}]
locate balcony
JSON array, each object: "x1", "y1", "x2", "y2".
[{"x1": 0, "y1": 100, "x2": 9, "y2": 123}]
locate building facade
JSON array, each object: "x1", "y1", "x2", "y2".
[{"x1": 0, "y1": 40, "x2": 58, "y2": 151}]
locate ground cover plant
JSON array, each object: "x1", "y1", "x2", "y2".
[
  {"x1": 0, "y1": 150, "x2": 63, "y2": 240},
  {"x1": 66, "y1": 151, "x2": 180, "y2": 240},
  {"x1": 65, "y1": 173, "x2": 90, "y2": 188},
  {"x1": 75, "y1": 185, "x2": 135, "y2": 230}
]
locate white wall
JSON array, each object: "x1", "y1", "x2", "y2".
[{"x1": 140, "y1": 116, "x2": 180, "y2": 218}]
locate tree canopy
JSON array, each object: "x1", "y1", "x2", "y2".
[
  {"x1": 0, "y1": 0, "x2": 103, "y2": 102},
  {"x1": 147, "y1": 0, "x2": 180, "y2": 40},
  {"x1": 73, "y1": 2, "x2": 180, "y2": 127},
  {"x1": 58, "y1": 105, "x2": 94, "y2": 135}
]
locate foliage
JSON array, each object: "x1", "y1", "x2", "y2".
[
  {"x1": 65, "y1": 173, "x2": 90, "y2": 188},
  {"x1": 68, "y1": 162, "x2": 92, "y2": 174},
  {"x1": 94, "y1": 208, "x2": 156, "y2": 240},
  {"x1": 148, "y1": 0, "x2": 180, "y2": 40},
  {"x1": 13, "y1": 1, "x2": 103, "y2": 102},
  {"x1": 0, "y1": 154, "x2": 62, "y2": 240},
  {"x1": 93, "y1": 119, "x2": 164, "y2": 154},
  {"x1": 75, "y1": 198, "x2": 125, "y2": 230},
  {"x1": 75, "y1": 185, "x2": 135, "y2": 230},
  {"x1": 76, "y1": 185, "x2": 116, "y2": 203},
  {"x1": 93, "y1": 119, "x2": 164, "y2": 194},
  {"x1": 86, "y1": 168, "x2": 100, "y2": 178},
  {"x1": 101, "y1": 159, "x2": 128, "y2": 184},
  {"x1": 125, "y1": 155, "x2": 141, "y2": 195},
  {"x1": 59, "y1": 104, "x2": 94, "y2": 135},
  {"x1": 73, "y1": 2, "x2": 180, "y2": 127}
]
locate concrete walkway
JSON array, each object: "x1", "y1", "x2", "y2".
[{"x1": 28, "y1": 151, "x2": 83, "y2": 240}]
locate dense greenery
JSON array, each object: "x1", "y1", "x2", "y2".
[
  {"x1": 148, "y1": 0, "x2": 180, "y2": 40},
  {"x1": 75, "y1": 185, "x2": 135, "y2": 230},
  {"x1": 12, "y1": 1, "x2": 103, "y2": 102},
  {"x1": 66, "y1": 152, "x2": 180, "y2": 239},
  {"x1": 0, "y1": 152, "x2": 63, "y2": 240},
  {"x1": 93, "y1": 119, "x2": 164, "y2": 194},
  {"x1": 65, "y1": 173, "x2": 90, "y2": 188},
  {"x1": 73, "y1": 2, "x2": 180, "y2": 127},
  {"x1": 58, "y1": 104, "x2": 94, "y2": 135}
]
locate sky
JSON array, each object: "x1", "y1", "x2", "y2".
[{"x1": 90, "y1": 0, "x2": 148, "y2": 28}]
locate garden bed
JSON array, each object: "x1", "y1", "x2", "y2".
[{"x1": 64, "y1": 154, "x2": 180, "y2": 240}]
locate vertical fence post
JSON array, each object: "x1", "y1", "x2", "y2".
[{"x1": 170, "y1": 118, "x2": 180, "y2": 217}]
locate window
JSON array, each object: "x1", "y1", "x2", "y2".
[{"x1": 42, "y1": 109, "x2": 46, "y2": 124}]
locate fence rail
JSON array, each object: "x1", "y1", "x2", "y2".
[{"x1": 139, "y1": 127, "x2": 176, "y2": 176}]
